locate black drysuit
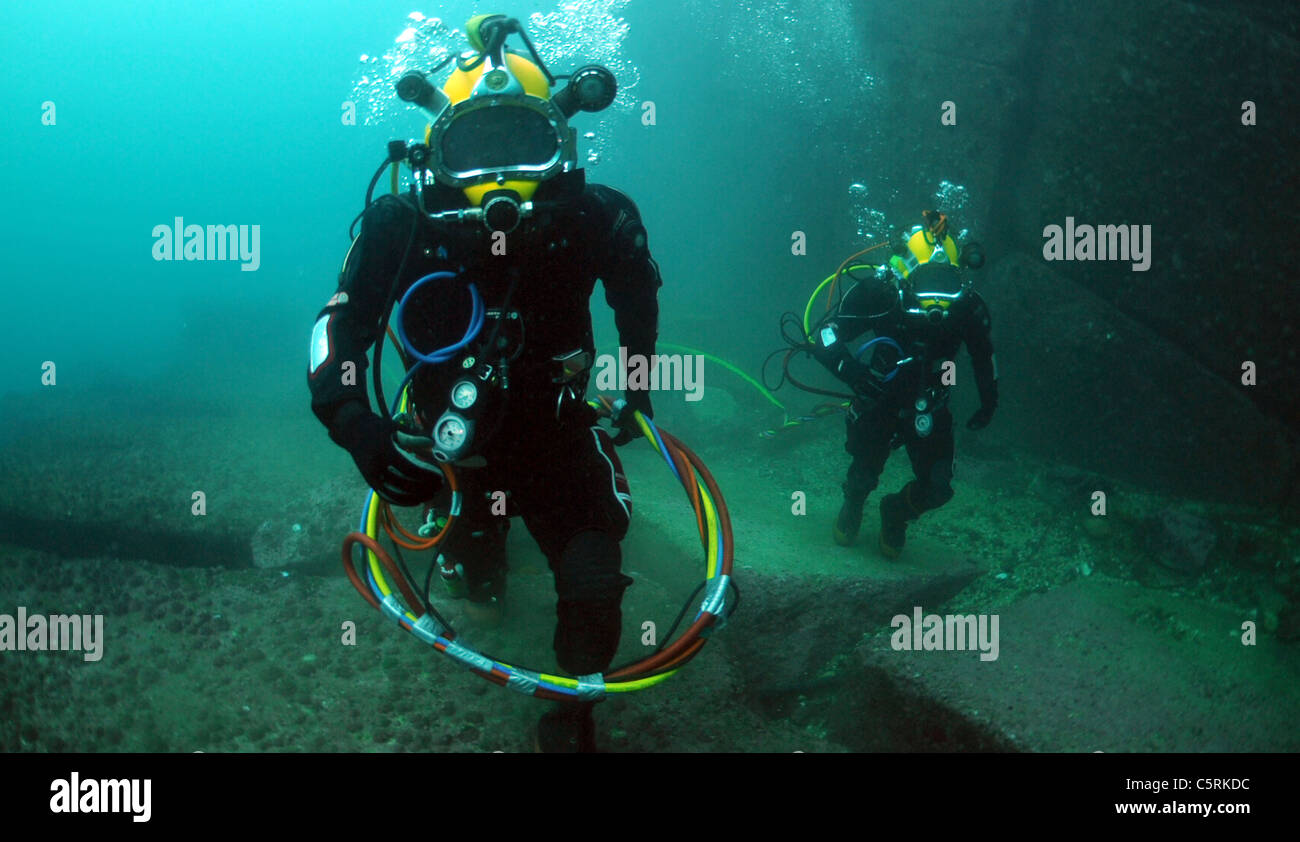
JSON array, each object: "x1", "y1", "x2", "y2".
[
  {"x1": 813, "y1": 266, "x2": 997, "y2": 515},
  {"x1": 307, "y1": 171, "x2": 661, "y2": 674}
]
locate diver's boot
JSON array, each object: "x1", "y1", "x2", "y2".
[
  {"x1": 878, "y1": 487, "x2": 918, "y2": 559},
  {"x1": 832, "y1": 490, "x2": 869, "y2": 547},
  {"x1": 534, "y1": 702, "x2": 597, "y2": 753}
]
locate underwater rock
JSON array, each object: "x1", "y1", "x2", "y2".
[
  {"x1": 726, "y1": 560, "x2": 982, "y2": 699},
  {"x1": 1223, "y1": 521, "x2": 1283, "y2": 573},
  {"x1": 987, "y1": 253, "x2": 1299, "y2": 506},
  {"x1": 250, "y1": 519, "x2": 310, "y2": 569},
  {"x1": 1276, "y1": 556, "x2": 1300, "y2": 599},
  {"x1": 1081, "y1": 514, "x2": 1112, "y2": 540},
  {"x1": 849, "y1": 579, "x2": 1300, "y2": 751},
  {"x1": 1277, "y1": 606, "x2": 1300, "y2": 643},
  {"x1": 1150, "y1": 508, "x2": 1217, "y2": 573}
]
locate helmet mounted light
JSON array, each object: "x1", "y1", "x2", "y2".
[
  {"x1": 552, "y1": 65, "x2": 618, "y2": 117},
  {"x1": 396, "y1": 71, "x2": 451, "y2": 123}
]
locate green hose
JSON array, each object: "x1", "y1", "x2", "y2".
[
  {"x1": 802, "y1": 264, "x2": 878, "y2": 337},
  {"x1": 656, "y1": 342, "x2": 787, "y2": 413}
]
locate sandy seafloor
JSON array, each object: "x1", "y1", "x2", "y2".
[{"x1": 1, "y1": 378, "x2": 1298, "y2": 754}]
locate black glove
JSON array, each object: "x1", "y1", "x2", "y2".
[
  {"x1": 612, "y1": 393, "x2": 652, "y2": 447},
  {"x1": 331, "y1": 405, "x2": 442, "y2": 506},
  {"x1": 612, "y1": 423, "x2": 638, "y2": 447},
  {"x1": 966, "y1": 404, "x2": 995, "y2": 431}
]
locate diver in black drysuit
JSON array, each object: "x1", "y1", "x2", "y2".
[
  {"x1": 812, "y1": 261, "x2": 997, "y2": 556},
  {"x1": 307, "y1": 170, "x2": 660, "y2": 750}
]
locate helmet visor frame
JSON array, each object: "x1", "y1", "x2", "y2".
[
  {"x1": 428, "y1": 95, "x2": 576, "y2": 187},
  {"x1": 904, "y1": 262, "x2": 968, "y2": 320}
]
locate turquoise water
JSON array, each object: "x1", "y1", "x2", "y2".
[{"x1": 1, "y1": 0, "x2": 1297, "y2": 755}]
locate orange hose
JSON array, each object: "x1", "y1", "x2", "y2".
[
  {"x1": 381, "y1": 506, "x2": 439, "y2": 550},
  {"x1": 342, "y1": 530, "x2": 424, "y2": 626},
  {"x1": 825, "y1": 241, "x2": 889, "y2": 310},
  {"x1": 607, "y1": 428, "x2": 733, "y2": 680},
  {"x1": 342, "y1": 407, "x2": 731, "y2": 691},
  {"x1": 378, "y1": 463, "x2": 459, "y2": 550},
  {"x1": 342, "y1": 532, "x2": 382, "y2": 611},
  {"x1": 672, "y1": 446, "x2": 705, "y2": 548}
]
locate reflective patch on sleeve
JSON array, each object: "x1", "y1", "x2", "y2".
[
  {"x1": 310, "y1": 314, "x2": 333, "y2": 374},
  {"x1": 991, "y1": 354, "x2": 999, "y2": 380}
]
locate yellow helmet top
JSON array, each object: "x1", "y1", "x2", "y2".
[
  {"x1": 441, "y1": 51, "x2": 551, "y2": 105},
  {"x1": 905, "y1": 227, "x2": 960, "y2": 270},
  {"x1": 394, "y1": 15, "x2": 620, "y2": 216}
]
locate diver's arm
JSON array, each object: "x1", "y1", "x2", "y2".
[
  {"x1": 964, "y1": 292, "x2": 998, "y2": 430},
  {"x1": 808, "y1": 275, "x2": 896, "y2": 393},
  {"x1": 308, "y1": 195, "x2": 411, "y2": 441},
  {"x1": 809, "y1": 322, "x2": 880, "y2": 394},
  {"x1": 307, "y1": 196, "x2": 441, "y2": 504},
  {"x1": 595, "y1": 187, "x2": 661, "y2": 425}
]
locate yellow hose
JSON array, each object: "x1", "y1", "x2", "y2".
[
  {"x1": 803, "y1": 264, "x2": 877, "y2": 337},
  {"x1": 362, "y1": 405, "x2": 715, "y2": 695}
]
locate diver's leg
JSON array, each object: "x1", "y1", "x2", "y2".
[
  {"x1": 906, "y1": 408, "x2": 956, "y2": 514},
  {"x1": 518, "y1": 424, "x2": 633, "y2": 752},
  {"x1": 880, "y1": 409, "x2": 955, "y2": 557},
  {"x1": 835, "y1": 399, "x2": 893, "y2": 546},
  {"x1": 550, "y1": 529, "x2": 632, "y2": 674}
]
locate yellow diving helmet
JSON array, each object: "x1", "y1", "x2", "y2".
[
  {"x1": 889, "y1": 210, "x2": 960, "y2": 281},
  {"x1": 395, "y1": 13, "x2": 618, "y2": 222},
  {"x1": 886, "y1": 210, "x2": 974, "y2": 325}
]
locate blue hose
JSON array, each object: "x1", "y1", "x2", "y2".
[
  {"x1": 853, "y1": 336, "x2": 904, "y2": 382},
  {"x1": 390, "y1": 272, "x2": 485, "y2": 414}
]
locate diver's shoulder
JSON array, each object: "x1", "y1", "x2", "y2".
[
  {"x1": 964, "y1": 287, "x2": 991, "y2": 312},
  {"x1": 584, "y1": 182, "x2": 643, "y2": 216},
  {"x1": 362, "y1": 192, "x2": 417, "y2": 229}
]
